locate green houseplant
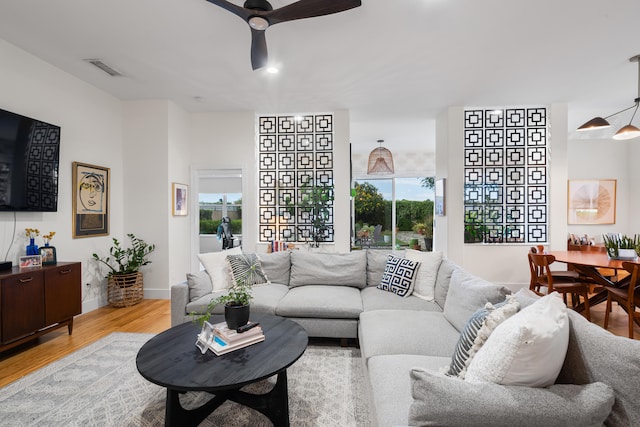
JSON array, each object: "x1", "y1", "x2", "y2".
[
  {"x1": 602, "y1": 234, "x2": 640, "y2": 260},
  {"x1": 93, "y1": 233, "x2": 156, "y2": 307}
]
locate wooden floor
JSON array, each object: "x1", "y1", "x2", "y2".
[{"x1": 0, "y1": 297, "x2": 638, "y2": 388}]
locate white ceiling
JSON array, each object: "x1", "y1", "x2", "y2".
[{"x1": 1, "y1": 0, "x2": 639, "y2": 152}]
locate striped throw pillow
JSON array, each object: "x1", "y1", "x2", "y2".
[
  {"x1": 226, "y1": 253, "x2": 270, "y2": 286},
  {"x1": 447, "y1": 295, "x2": 520, "y2": 378}
]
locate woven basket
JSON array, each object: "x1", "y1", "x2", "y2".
[{"x1": 107, "y1": 272, "x2": 143, "y2": 307}]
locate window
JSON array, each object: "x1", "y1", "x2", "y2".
[
  {"x1": 463, "y1": 108, "x2": 548, "y2": 244},
  {"x1": 258, "y1": 114, "x2": 334, "y2": 244}
]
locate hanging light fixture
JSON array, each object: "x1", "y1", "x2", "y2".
[
  {"x1": 367, "y1": 139, "x2": 394, "y2": 174},
  {"x1": 577, "y1": 54, "x2": 640, "y2": 140}
]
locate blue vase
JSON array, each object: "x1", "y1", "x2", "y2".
[{"x1": 26, "y1": 238, "x2": 38, "y2": 255}]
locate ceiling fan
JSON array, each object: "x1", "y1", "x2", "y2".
[{"x1": 205, "y1": 0, "x2": 362, "y2": 70}]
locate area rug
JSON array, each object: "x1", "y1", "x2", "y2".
[{"x1": 0, "y1": 333, "x2": 372, "y2": 426}]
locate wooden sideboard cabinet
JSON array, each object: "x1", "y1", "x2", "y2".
[{"x1": 0, "y1": 262, "x2": 81, "y2": 352}]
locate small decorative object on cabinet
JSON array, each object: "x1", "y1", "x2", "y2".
[
  {"x1": 25, "y1": 228, "x2": 39, "y2": 255},
  {"x1": 92, "y1": 233, "x2": 155, "y2": 307},
  {"x1": 0, "y1": 262, "x2": 81, "y2": 353}
]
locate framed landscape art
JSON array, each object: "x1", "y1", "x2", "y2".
[{"x1": 72, "y1": 162, "x2": 110, "y2": 238}]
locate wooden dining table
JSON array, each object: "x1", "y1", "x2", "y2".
[{"x1": 549, "y1": 250, "x2": 633, "y2": 312}]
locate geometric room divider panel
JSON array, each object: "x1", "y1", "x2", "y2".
[
  {"x1": 464, "y1": 107, "x2": 548, "y2": 244},
  {"x1": 258, "y1": 114, "x2": 334, "y2": 243}
]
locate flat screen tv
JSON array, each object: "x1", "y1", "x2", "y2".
[{"x1": 0, "y1": 108, "x2": 60, "y2": 212}]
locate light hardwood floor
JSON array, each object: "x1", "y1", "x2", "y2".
[{"x1": 0, "y1": 297, "x2": 638, "y2": 388}]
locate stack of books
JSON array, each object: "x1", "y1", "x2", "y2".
[{"x1": 196, "y1": 320, "x2": 265, "y2": 356}]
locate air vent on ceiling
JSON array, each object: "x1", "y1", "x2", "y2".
[{"x1": 84, "y1": 59, "x2": 124, "y2": 77}]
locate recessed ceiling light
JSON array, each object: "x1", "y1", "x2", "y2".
[{"x1": 266, "y1": 66, "x2": 279, "y2": 74}]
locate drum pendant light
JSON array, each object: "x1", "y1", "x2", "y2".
[{"x1": 367, "y1": 139, "x2": 394, "y2": 175}]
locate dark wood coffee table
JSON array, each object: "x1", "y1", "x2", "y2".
[{"x1": 136, "y1": 313, "x2": 308, "y2": 427}]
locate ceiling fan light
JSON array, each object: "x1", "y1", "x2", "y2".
[
  {"x1": 612, "y1": 124, "x2": 640, "y2": 140},
  {"x1": 577, "y1": 116, "x2": 610, "y2": 131},
  {"x1": 249, "y1": 16, "x2": 269, "y2": 30}
]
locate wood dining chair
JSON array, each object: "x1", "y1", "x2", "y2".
[
  {"x1": 528, "y1": 251, "x2": 591, "y2": 321},
  {"x1": 604, "y1": 261, "x2": 640, "y2": 339}
]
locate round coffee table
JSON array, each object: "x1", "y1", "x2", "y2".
[{"x1": 136, "y1": 313, "x2": 308, "y2": 427}]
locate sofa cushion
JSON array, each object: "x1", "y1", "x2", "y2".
[
  {"x1": 185, "y1": 283, "x2": 289, "y2": 316},
  {"x1": 466, "y1": 294, "x2": 569, "y2": 387},
  {"x1": 186, "y1": 271, "x2": 212, "y2": 302},
  {"x1": 258, "y1": 251, "x2": 291, "y2": 286},
  {"x1": 366, "y1": 249, "x2": 394, "y2": 287},
  {"x1": 289, "y1": 251, "x2": 367, "y2": 288},
  {"x1": 405, "y1": 249, "x2": 443, "y2": 301},
  {"x1": 557, "y1": 310, "x2": 640, "y2": 426},
  {"x1": 226, "y1": 252, "x2": 269, "y2": 286},
  {"x1": 447, "y1": 295, "x2": 520, "y2": 378},
  {"x1": 434, "y1": 258, "x2": 457, "y2": 309},
  {"x1": 276, "y1": 285, "x2": 363, "y2": 318},
  {"x1": 197, "y1": 247, "x2": 242, "y2": 291},
  {"x1": 443, "y1": 269, "x2": 510, "y2": 332},
  {"x1": 377, "y1": 254, "x2": 421, "y2": 297},
  {"x1": 360, "y1": 287, "x2": 441, "y2": 312},
  {"x1": 359, "y1": 310, "x2": 459, "y2": 362},
  {"x1": 368, "y1": 354, "x2": 451, "y2": 427},
  {"x1": 409, "y1": 369, "x2": 615, "y2": 427}
]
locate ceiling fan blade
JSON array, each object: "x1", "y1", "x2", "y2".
[
  {"x1": 250, "y1": 28, "x2": 268, "y2": 70},
  {"x1": 267, "y1": 0, "x2": 361, "y2": 25},
  {"x1": 204, "y1": 0, "x2": 251, "y2": 21}
]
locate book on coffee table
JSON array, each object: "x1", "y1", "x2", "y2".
[{"x1": 196, "y1": 320, "x2": 265, "y2": 356}]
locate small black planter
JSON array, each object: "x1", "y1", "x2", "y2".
[{"x1": 225, "y1": 303, "x2": 250, "y2": 329}]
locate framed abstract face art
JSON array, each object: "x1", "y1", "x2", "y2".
[{"x1": 72, "y1": 162, "x2": 110, "y2": 238}]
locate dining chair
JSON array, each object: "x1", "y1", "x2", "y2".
[
  {"x1": 604, "y1": 261, "x2": 640, "y2": 339},
  {"x1": 528, "y1": 251, "x2": 591, "y2": 321}
]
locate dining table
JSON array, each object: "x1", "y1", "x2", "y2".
[{"x1": 549, "y1": 250, "x2": 633, "y2": 313}]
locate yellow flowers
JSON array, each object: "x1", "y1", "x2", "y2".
[
  {"x1": 43, "y1": 231, "x2": 56, "y2": 244},
  {"x1": 25, "y1": 228, "x2": 40, "y2": 238}
]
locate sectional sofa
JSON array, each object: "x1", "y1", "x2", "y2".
[{"x1": 171, "y1": 249, "x2": 640, "y2": 426}]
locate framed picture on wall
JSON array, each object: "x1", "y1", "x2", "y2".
[
  {"x1": 72, "y1": 162, "x2": 110, "y2": 238},
  {"x1": 435, "y1": 179, "x2": 446, "y2": 216},
  {"x1": 567, "y1": 179, "x2": 616, "y2": 225},
  {"x1": 172, "y1": 182, "x2": 188, "y2": 216}
]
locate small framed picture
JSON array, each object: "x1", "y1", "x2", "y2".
[
  {"x1": 19, "y1": 255, "x2": 42, "y2": 269},
  {"x1": 435, "y1": 178, "x2": 446, "y2": 216},
  {"x1": 172, "y1": 183, "x2": 188, "y2": 216},
  {"x1": 39, "y1": 246, "x2": 57, "y2": 265}
]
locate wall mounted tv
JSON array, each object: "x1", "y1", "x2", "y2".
[{"x1": 0, "y1": 108, "x2": 60, "y2": 212}]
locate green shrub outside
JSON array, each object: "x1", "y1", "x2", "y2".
[{"x1": 200, "y1": 219, "x2": 242, "y2": 235}]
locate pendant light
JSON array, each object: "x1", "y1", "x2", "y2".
[
  {"x1": 577, "y1": 55, "x2": 640, "y2": 140},
  {"x1": 367, "y1": 139, "x2": 394, "y2": 175}
]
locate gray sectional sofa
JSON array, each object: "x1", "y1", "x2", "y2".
[{"x1": 171, "y1": 249, "x2": 640, "y2": 426}]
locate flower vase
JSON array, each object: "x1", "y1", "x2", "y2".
[{"x1": 26, "y1": 238, "x2": 39, "y2": 255}]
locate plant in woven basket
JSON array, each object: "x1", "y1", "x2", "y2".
[
  {"x1": 93, "y1": 234, "x2": 156, "y2": 307},
  {"x1": 92, "y1": 233, "x2": 156, "y2": 277}
]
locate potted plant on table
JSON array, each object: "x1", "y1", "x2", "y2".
[
  {"x1": 92, "y1": 233, "x2": 156, "y2": 307},
  {"x1": 602, "y1": 234, "x2": 639, "y2": 260}
]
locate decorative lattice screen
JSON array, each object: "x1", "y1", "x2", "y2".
[
  {"x1": 463, "y1": 108, "x2": 548, "y2": 244},
  {"x1": 258, "y1": 114, "x2": 334, "y2": 243}
]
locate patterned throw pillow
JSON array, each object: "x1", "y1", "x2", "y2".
[
  {"x1": 226, "y1": 253, "x2": 270, "y2": 286},
  {"x1": 447, "y1": 295, "x2": 520, "y2": 378},
  {"x1": 377, "y1": 254, "x2": 421, "y2": 297}
]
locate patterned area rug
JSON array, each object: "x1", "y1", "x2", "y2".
[{"x1": 0, "y1": 333, "x2": 372, "y2": 426}]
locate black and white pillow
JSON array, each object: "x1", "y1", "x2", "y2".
[
  {"x1": 377, "y1": 254, "x2": 420, "y2": 297},
  {"x1": 447, "y1": 295, "x2": 520, "y2": 378},
  {"x1": 226, "y1": 253, "x2": 270, "y2": 286}
]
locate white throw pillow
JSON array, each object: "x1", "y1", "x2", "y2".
[
  {"x1": 465, "y1": 293, "x2": 569, "y2": 387},
  {"x1": 405, "y1": 249, "x2": 443, "y2": 301},
  {"x1": 197, "y1": 247, "x2": 242, "y2": 292}
]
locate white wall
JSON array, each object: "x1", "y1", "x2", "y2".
[
  {"x1": 0, "y1": 40, "x2": 124, "y2": 312},
  {"x1": 567, "y1": 138, "x2": 634, "y2": 239}
]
